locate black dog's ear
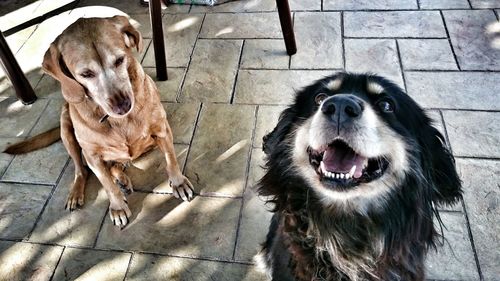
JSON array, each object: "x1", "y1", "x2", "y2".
[
  {"x1": 421, "y1": 123, "x2": 462, "y2": 206},
  {"x1": 263, "y1": 107, "x2": 296, "y2": 155}
]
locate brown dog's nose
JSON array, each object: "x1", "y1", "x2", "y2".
[
  {"x1": 321, "y1": 94, "x2": 363, "y2": 123},
  {"x1": 112, "y1": 98, "x2": 132, "y2": 115}
]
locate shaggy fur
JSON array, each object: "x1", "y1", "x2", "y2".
[{"x1": 257, "y1": 72, "x2": 461, "y2": 281}]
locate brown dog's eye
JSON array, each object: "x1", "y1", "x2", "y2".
[
  {"x1": 377, "y1": 100, "x2": 394, "y2": 113},
  {"x1": 115, "y1": 57, "x2": 124, "y2": 67},
  {"x1": 315, "y1": 93, "x2": 328, "y2": 104},
  {"x1": 80, "y1": 70, "x2": 95, "y2": 78}
]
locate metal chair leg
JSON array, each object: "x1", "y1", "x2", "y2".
[
  {"x1": 276, "y1": 0, "x2": 297, "y2": 56},
  {"x1": 149, "y1": 0, "x2": 168, "y2": 80},
  {"x1": 0, "y1": 31, "x2": 36, "y2": 104}
]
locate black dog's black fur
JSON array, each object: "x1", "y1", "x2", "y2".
[{"x1": 258, "y1": 73, "x2": 461, "y2": 281}]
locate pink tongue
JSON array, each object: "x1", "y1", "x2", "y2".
[{"x1": 322, "y1": 145, "x2": 366, "y2": 178}]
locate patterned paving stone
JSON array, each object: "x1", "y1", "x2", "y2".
[
  {"x1": 126, "y1": 144, "x2": 189, "y2": 192},
  {"x1": 52, "y1": 248, "x2": 131, "y2": 281},
  {"x1": 344, "y1": 39, "x2": 404, "y2": 88},
  {"x1": 143, "y1": 14, "x2": 204, "y2": 68},
  {"x1": 200, "y1": 13, "x2": 282, "y2": 39},
  {"x1": 290, "y1": 0, "x2": 321, "y2": 11},
  {"x1": 234, "y1": 150, "x2": 273, "y2": 261},
  {"x1": 247, "y1": 148, "x2": 266, "y2": 189},
  {"x1": 0, "y1": 1, "x2": 40, "y2": 30},
  {"x1": 14, "y1": 12, "x2": 80, "y2": 74},
  {"x1": 457, "y1": 159, "x2": 500, "y2": 280},
  {"x1": 234, "y1": 70, "x2": 331, "y2": 105},
  {"x1": 0, "y1": 241, "x2": 63, "y2": 281},
  {"x1": 190, "y1": 0, "x2": 276, "y2": 13},
  {"x1": 129, "y1": 13, "x2": 153, "y2": 39},
  {"x1": 4, "y1": 26, "x2": 38, "y2": 55},
  {"x1": 135, "y1": 38, "x2": 151, "y2": 62},
  {"x1": 444, "y1": 10, "x2": 500, "y2": 71},
  {"x1": 426, "y1": 110, "x2": 445, "y2": 139},
  {"x1": 0, "y1": 71, "x2": 42, "y2": 101},
  {"x1": 324, "y1": 0, "x2": 417, "y2": 10},
  {"x1": 443, "y1": 111, "x2": 499, "y2": 158},
  {"x1": 398, "y1": 39, "x2": 458, "y2": 70},
  {"x1": 28, "y1": 99, "x2": 64, "y2": 137},
  {"x1": 180, "y1": 39, "x2": 242, "y2": 103},
  {"x1": 95, "y1": 194, "x2": 241, "y2": 259},
  {"x1": 234, "y1": 148, "x2": 270, "y2": 261},
  {"x1": 34, "y1": 0, "x2": 74, "y2": 14},
  {"x1": 344, "y1": 11, "x2": 446, "y2": 38},
  {"x1": 405, "y1": 72, "x2": 500, "y2": 110},
  {"x1": 2, "y1": 141, "x2": 68, "y2": 185},
  {"x1": 291, "y1": 12, "x2": 342, "y2": 69},
  {"x1": 145, "y1": 67, "x2": 186, "y2": 102},
  {"x1": 184, "y1": 104, "x2": 254, "y2": 195},
  {"x1": 469, "y1": 0, "x2": 500, "y2": 8},
  {"x1": 0, "y1": 183, "x2": 52, "y2": 239},
  {"x1": 29, "y1": 164, "x2": 109, "y2": 247},
  {"x1": 163, "y1": 102, "x2": 200, "y2": 144},
  {"x1": 241, "y1": 40, "x2": 290, "y2": 69},
  {"x1": 126, "y1": 254, "x2": 266, "y2": 281},
  {"x1": 418, "y1": 0, "x2": 470, "y2": 9},
  {"x1": 253, "y1": 105, "x2": 287, "y2": 148},
  {"x1": 0, "y1": 98, "x2": 48, "y2": 138},
  {"x1": 0, "y1": 77, "x2": 14, "y2": 99},
  {"x1": 34, "y1": 75, "x2": 64, "y2": 100},
  {"x1": 425, "y1": 212, "x2": 479, "y2": 280},
  {"x1": 0, "y1": 138, "x2": 21, "y2": 177}
]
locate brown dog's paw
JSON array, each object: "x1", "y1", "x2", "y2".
[
  {"x1": 170, "y1": 176, "x2": 194, "y2": 202},
  {"x1": 109, "y1": 196, "x2": 132, "y2": 228},
  {"x1": 114, "y1": 175, "x2": 134, "y2": 195},
  {"x1": 65, "y1": 188, "x2": 85, "y2": 211}
]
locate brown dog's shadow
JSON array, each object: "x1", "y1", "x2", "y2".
[{"x1": 125, "y1": 145, "x2": 189, "y2": 194}]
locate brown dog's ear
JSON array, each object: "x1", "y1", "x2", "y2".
[
  {"x1": 42, "y1": 44, "x2": 86, "y2": 103},
  {"x1": 112, "y1": 15, "x2": 144, "y2": 53}
]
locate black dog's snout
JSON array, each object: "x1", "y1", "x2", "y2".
[{"x1": 321, "y1": 94, "x2": 363, "y2": 122}]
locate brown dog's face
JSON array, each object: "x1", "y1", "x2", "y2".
[{"x1": 43, "y1": 16, "x2": 143, "y2": 118}]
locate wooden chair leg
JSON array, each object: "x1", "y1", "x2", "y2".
[
  {"x1": 149, "y1": 0, "x2": 168, "y2": 81},
  {"x1": 0, "y1": 31, "x2": 37, "y2": 104},
  {"x1": 276, "y1": 0, "x2": 297, "y2": 56}
]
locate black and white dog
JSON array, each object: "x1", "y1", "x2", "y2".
[{"x1": 256, "y1": 72, "x2": 462, "y2": 281}]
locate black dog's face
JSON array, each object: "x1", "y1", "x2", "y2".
[
  {"x1": 292, "y1": 74, "x2": 409, "y2": 206},
  {"x1": 263, "y1": 72, "x2": 461, "y2": 212}
]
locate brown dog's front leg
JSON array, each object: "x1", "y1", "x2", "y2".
[
  {"x1": 84, "y1": 153, "x2": 132, "y2": 228},
  {"x1": 61, "y1": 104, "x2": 88, "y2": 211},
  {"x1": 154, "y1": 123, "x2": 194, "y2": 202}
]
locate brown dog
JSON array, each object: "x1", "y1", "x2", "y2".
[{"x1": 5, "y1": 16, "x2": 193, "y2": 227}]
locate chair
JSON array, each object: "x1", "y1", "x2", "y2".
[{"x1": 0, "y1": 0, "x2": 296, "y2": 105}]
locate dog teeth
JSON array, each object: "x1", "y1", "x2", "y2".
[
  {"x1": 319, "y1": 162, "x2": 354, "y2": 180},
  {"x1": 349, "y1": 165, "x2": 356, "y2": 177}
]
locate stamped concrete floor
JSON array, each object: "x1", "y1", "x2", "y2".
[{"x1": 0, "y1": 0, "x2": 499, "y2": 280}]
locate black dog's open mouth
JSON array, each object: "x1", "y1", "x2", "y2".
[{"x1": 307, "y1": 140, "x2": 389, "y2": 189}]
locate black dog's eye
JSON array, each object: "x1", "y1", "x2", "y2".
[
  {"x1": 80, "y1": 70, "x2": 95, "y2": 78},
  {"x1": 377, "y1": 100, "x2": 395, "y2": 113},
  {"x1": 315, "y1": 93, "x2": 328, "y2": 105},
  {"x1": 115, "y1": 56, "x2": 124, "y2": 67}
]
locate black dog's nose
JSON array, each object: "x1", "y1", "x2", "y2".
[{"x1": 321, "y1": 94, "x2": 363, "y2": 122}]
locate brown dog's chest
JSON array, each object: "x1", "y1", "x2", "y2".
[{"x1": 72, "y1": 103, "x2": 165, "y2": 163}]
